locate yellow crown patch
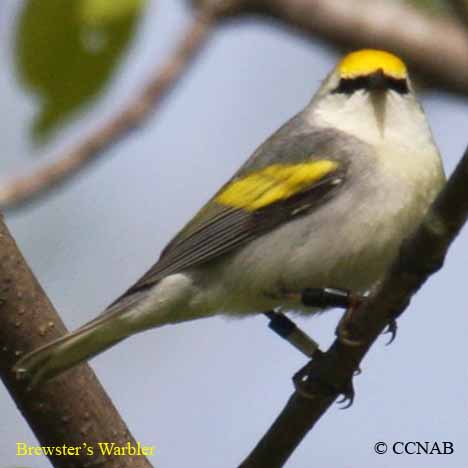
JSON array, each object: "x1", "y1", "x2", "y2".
[{"x1": 338, "y1": 49, "x2": 407, "y2": 80}]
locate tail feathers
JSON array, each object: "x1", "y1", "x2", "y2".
[
  {"x1": 13, "y1": 278, "x2": 193, "y2": 388},
  {"x1": 13, "y1": 311, "x2": 130, "y2": 389}
]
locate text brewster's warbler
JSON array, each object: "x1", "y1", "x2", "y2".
[{"x1": 15, "y1": 50, "x2": 445, "y2": 386}]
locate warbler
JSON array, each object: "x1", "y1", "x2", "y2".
[{"x1": 14, "y1": 49, "x2": 445, "y2": 387}]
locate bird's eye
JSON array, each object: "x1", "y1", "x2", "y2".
[{"x1": 332, "y1": 76, "x2": 409, "y2": 95}]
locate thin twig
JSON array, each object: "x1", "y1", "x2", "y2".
[
  {"x1": 3, "y1": 0, "x2": 468, "y2": 209},
  {"x1": 0, "y1": 9, "x2": 218, "y2": 210},
  {"x1": 239, "y1": 144, "x2": 468, "y2": 467}
]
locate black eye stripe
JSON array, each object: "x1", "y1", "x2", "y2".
[{"x1": 332, "y1": 76, "x2": 409, "y2": 95}]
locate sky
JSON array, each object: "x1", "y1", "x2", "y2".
[{"x1": 1, "y1": 1, "x2": 468, "y2": 467}]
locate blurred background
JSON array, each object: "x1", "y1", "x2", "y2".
[{"x1": 1, "y1": 0, "x2": 468, "y2": 466}]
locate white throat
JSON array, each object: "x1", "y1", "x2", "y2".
[
  {"x1": 308, "y1": 90, "x2": 433, "y2": 150},
  {"x1": 305, "y1": 89, "x2": 445, "y2": 197}
]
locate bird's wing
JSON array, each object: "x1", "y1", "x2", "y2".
[
  {"x1": 112, "y1": 119, "x2": 352, "y2": 303},
  {"x1": 118, "y1": 168, "x2": 346, "y2": 299}
]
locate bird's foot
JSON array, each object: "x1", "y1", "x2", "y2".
[
  {"x1": 293, "y1": 353, "x2": 355, "y2": 408},
  {"x1": 335, "y1": 292, "x2": 365, "y2": 346}
]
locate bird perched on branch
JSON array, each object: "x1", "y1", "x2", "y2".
[{"x1": 14, "y1": 49, "x2": 445, "y2": 387}]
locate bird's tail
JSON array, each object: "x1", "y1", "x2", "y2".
[
  {"x1": 14, "y1": 314, "x2": 127, "y2": 388},
  {"x1": 13, "y1": 292, "x2": 148, "y2": 388},
  {"x1": 14, "y1": 274, "x2": 198, "y2": 388}
]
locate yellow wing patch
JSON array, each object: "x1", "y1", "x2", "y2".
[
  {"x1": 215, "y1": 160, "x2": 338, "y2": 211},
  {"x1": 338, "y1": 49, "x2": 407, "y2": 80}
]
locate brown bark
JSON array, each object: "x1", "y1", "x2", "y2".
[
  {"x1": 229, "y1": 0, "x2": 468, "y2": 95},
  {"x1": 0, "y1": 216, "x2": 152, "y2": 468},
  {"x1": 3, "y1": 1, "x2": 468, "y2": 211}
]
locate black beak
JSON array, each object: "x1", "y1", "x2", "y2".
[{"x1": 367, "y1": 69, "x2": 388, "y2": 92}]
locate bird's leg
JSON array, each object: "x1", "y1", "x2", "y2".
[
  {"x1": 264, "y1": 288, "x2": 365, "y2": 404},
  {"x1": 300, "y1": 287, "x2": 398, "y2": 345},
  {"x1": 263, "y1": 311, "x2": 320, "y2": 358},
  {"x1": 287, "y1": 287, "x2": 365, "y2": 346},
  {"x1": 266, "y1": 287, "x2": 399, "y2": 403},
  {"x1": 332, "y1": 290, "x2": 365, "y2": 347},
  {"x1": 265, "y1": 287, "x2": 364, "y2": 356},
  {"x1": 299, "y1": 287, "x2": 358, "y2": 310}
]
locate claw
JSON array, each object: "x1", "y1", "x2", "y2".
[
  {"x1": 293, "y1": 368, "x2": 321, "y2": 399},
  {"x1": 293, "y1": 356, "x2": 355, "y2": 407},
  {"x1": 336, "y1": 308, "x2": 363, "y2": 347},
  {"x1": 337, "y1": 327, "x2": 363, "y2": 347},
  {"x1": 337, "y1": 383, "x2": 355, "y2": 409},
  {"x1": 294, "y1": 381, "x2": 319, "y2": 399},
  {"x1": 293, "y1": 353, "x2": 328, "y2": 399},
  {"x1": 383, "y1": 319, "x2": 398, "y2": 345}
]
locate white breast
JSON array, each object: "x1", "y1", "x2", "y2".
[{"x1": 213, "y1": 91, "x2": 445, "y2": 314}]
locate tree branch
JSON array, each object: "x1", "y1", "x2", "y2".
[
  {"x1": 0, "y1": 8, "x2": 218, "y2": 210},
  {"x1": 0, "y1": 217, "x2": 153, "y2": 467},
  {"x1": 239, "y1": 143, "x2": 468, "y2": 467},
  {"x1": 3, "y1": 0, "x2": 468, "y2": 210},
  {"x1": 230, "y1": 0, "x2": 468, "y2": 96}
]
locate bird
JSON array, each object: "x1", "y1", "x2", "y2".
[{"x1": 14, "y1": 49, "x2": 445, "y2": 388}]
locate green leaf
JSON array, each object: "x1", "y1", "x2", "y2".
[
  {"x1": 14, "y1": 0, "x2": 146, "y2": 142},
  {"x1": 80, "y1": 0, "x2": 146, "y2": 25}
]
